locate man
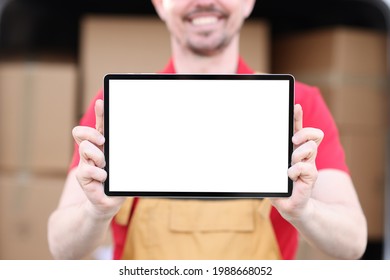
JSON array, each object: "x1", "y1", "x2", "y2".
[{"x1": 48, "y1": 0, "x2": 367, "y2": 260}]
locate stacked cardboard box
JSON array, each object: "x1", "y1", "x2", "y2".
[
  {"x1": 0, "y1": 58, "x2": 77, "y2": 173},
  {"x1": 273, "y1": 27, "x2": 389, "y2": 259},
  {"x1": 0, "y1": 57, "x2": 77, "y2": 259},
  {"x1": 79, "y1": 16, "x2": 171, "y2": 114},
  {"x1": 0, "y1": 174, "x2": 65, "y2": 259},
  {"x1": 239, "y1": 18, "x2": 270, "y2": 74},
  {"x1": 79, "y1": 15, "x2": 270, "y2": 114}
]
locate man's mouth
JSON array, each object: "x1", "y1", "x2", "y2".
[
  {"x1": 191, "y1": 16, "x2": 219, "y2": 26},
  {"x1": 185, "y1": 8, "x2": 227, "y2": 28}
]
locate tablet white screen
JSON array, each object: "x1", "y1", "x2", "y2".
[{"x1": 108, "y1": 78, "x2": 291, "y2": 194}]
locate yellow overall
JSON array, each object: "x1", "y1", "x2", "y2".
[{"x1": 115, "y1": 198, "x2": 281, "y2": 260}]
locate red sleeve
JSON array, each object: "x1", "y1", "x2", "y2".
[{"x1": 68, "y1": 90, "x2": 104, "y2": 171}]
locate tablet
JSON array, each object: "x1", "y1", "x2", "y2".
[{"x1": 104, "y1": 74, "x2": 294, "y2": 198}]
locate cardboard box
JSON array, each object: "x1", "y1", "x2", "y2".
[
  {"x1": 0, "y1": 59, "x2": 77, "y2": 173},
  {"x1": 0, "y1": 172, "x2": 65, "y2": 259},
  {"x1": 272, "y1": 27, "x2": 389, "y2": 128},
  {"x1": 79, "y1": 16, "x2": 171, "y2": 113},
  {"x1": 314, "y1": 78, "x2": 389, "y2": 128},
  {"x1": 239, "y1": 19, "x2": 270, "y2": 73},
  {"x1": 340, "y1": 129, "x2": 387, "y2": 239},
  {"x1": 0, "y1": 171, "x2": 115, "y2": 260},
  {"x1": 272, "y1": 27, "x2": 387, "y2": 77},
  {"x1": 79, "y1": 15, "x2": 270, "y2": 113}
]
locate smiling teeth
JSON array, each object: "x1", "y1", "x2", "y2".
[{"x1": 192, "y1": 16, "x2": 218, "y2": 26}]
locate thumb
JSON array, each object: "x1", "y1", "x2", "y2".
[
  {"x1": 294, "y1": 104, "x2": 303, "y2": 133},
  {"x1": 95, "y1": 99, "x2": 104, "y2": 135}
]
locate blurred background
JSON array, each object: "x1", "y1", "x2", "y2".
[{"x1": 0, "y1": 0, "x2": 389, "y2": 260}]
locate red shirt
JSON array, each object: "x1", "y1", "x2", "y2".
[{"x1": 70, "y1": 57, "x2": 348, "y2": 260}]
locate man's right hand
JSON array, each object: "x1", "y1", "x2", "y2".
[{"x1": 72, "y1": 99, "x2": 125, "y2": 220}]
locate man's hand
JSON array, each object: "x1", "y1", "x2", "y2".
[
  {"x1": 271, "y1": 104, "x2": 324, "y2": 222},
  {"x1": 72, "y1": 99, "x2": 125, "y2": 219}
]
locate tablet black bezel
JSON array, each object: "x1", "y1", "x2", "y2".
[{"x1": 104, "y1": 74, "x2": 294, "y2": 198}]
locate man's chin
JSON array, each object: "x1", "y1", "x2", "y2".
[{"x1": 188, "y1": 41, "x2": 228, "y2": 56}]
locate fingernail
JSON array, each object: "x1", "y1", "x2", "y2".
[
  {"x1": 99, "y1": 135, "x2": 105, "y2": 144},
  {"x1": 292, "y1": 135, "x2": 297, "y2": 143}
]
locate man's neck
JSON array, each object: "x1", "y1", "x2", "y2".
[{"x1": 171, "y1": 37, "x2": 240, "y2": 74}]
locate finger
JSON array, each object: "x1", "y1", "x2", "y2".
[
  {"x1": 77, "y1": 164, "x2": 107, "y2": 185},
  {"x1": 291, "y1": 140, "x2": 317, "y2": 164},
  {"x1": 294, "y1": 104, "x2": 303, "y2": 133},
  {"x1": 95, "y1": 99, "x2": 104, "y2": 135},
  {"x1": 79, "y1": 140, "x2": 106, "y2": 168},
  {"x1": 292, "y1": 127, "x2": 324, "y2": 146},
  {"x1": 288, "y1": 161, "x2": 318, "y2": 183},
  {"x1": 73, "y1": 126, "x2": 105, "y2": 146}
]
